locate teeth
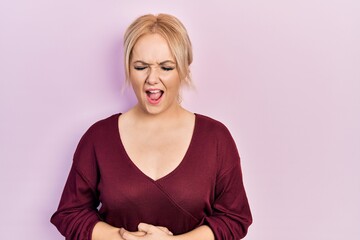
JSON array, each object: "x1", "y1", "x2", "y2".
[{"x1": 148, "y1": 90, "x2": 161, "y2": 94}]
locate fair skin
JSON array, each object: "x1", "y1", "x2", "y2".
[{"x1": 92, "y1": 33, "x2": 215, "y2": 240}]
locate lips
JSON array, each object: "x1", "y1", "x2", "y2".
[{"x1": 145, "y1": 89, "x2": 164, "y2": 104}]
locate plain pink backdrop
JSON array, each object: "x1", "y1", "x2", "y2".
[{"x1": 1, "y1": 0, "x2": 359, "y2": 239}]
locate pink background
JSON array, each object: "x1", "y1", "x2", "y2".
[{"x1": 1, "y1": 0, "x2": 359, "y2": 239}]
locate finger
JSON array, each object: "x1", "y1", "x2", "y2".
[
  {"x1": 129, "y1": 231, "x2": 146, "y2": 237},
  {"x1": 138, "y1": 222, "x2": 153, "y2": 233},
  {"x1": 157, "y1": 226, "x2": 173, "y2": 235},
  {"x1": 120, "y1": 227, "x2": 146, "y2": 236},
  {"x1": 120, "y1": 228, "x2": 142, "y2": 240}
]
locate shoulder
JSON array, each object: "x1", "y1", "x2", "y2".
[
  {"x1": 76, "y1": 113, "x2": 121, "y2": 146},
  {"x1": 195, "y1": 113, "x2": 240, "y2": 169},
  {"x1": 84, "y1": 113, "x2": 120, "y2": 136},
  {"x1": 195, "y1": 113, "x2": 233, "y2": 139},
  {"x1": 88, "y1": 113, "x2": 121, "y2": 131},
  {"x1": 72, "y1": 113, "x2": 120, "y2": 164}
]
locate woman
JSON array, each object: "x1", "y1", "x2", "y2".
[{"x1": 51, "y1": 13, "x2": 252, "y2": 240}]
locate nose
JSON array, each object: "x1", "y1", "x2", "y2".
[{"x1": 146, "y1": 66, "x2": 160, "y2": 85}]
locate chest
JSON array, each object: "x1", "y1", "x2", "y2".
[
  {"x1": 120, "y1": 126, "x2": 194, "y2": 181},
  {"x1": 97, "y1": 131, "x2": 218, "y2": 222},
  {"x1": 96, "y1": 117, "x2": 219, "y2": 225}
]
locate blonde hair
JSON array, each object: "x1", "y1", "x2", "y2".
[{"x1": 123, "y1": 13, "x2": 193, "y2": 85}]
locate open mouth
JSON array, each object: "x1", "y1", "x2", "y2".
[{"x1": 146, "y1": 89, "x2": 164, "y2": 104}]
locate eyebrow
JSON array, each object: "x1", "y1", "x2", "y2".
[{"x1": 132, "y1": 60, "x2": 176, "y2": 65}]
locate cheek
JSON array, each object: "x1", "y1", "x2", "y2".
[
  {"x1": 130, "y1": 78, "x2": 142, "y2": 93},
  {"x1": 130, "y1": 72, "x2": 145, "y2": 87},
  {"x1": 167, "y1": 76, "x2": 181, "y2": 90},
  {"x1": 162, "y1": 71, "x2": 180, "y2": 85}
]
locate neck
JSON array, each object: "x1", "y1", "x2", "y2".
[{"x1": 133, "y1": 103, "x2": 185, "y2": 125}]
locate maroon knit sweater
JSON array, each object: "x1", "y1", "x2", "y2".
[{"x1": 51, "y1": 113, "x2": 252, "y2": 240}]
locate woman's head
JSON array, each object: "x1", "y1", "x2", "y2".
[{"x1": 124, "y1": 13, "x2": 193, "y2": 85}]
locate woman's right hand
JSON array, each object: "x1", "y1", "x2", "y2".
[{"x1": 120, "y1": 223, "x2": 174, "y2": 240}]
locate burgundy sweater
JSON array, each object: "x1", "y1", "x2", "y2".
[{"x1": 51, "y1": 113, "x2": 252, "y2": 240}]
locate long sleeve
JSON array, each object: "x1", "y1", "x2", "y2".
[
  {"x1": 204, "y1": 124, "x2": 252, "y2": 240},
  {"x1": 51, "y1": 127, "x2": 101, "y2": 240}
]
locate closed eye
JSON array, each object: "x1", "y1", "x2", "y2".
[
  {"x1": 161, "y1": 67, "x2": 174, "y2": 71},
  {"x1": 134, "y1": 66, "x2": 147, "y2": 71}
]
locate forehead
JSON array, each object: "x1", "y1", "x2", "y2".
[{"x1": 131, "y1": 33, "x2": 175, "y2": 62}]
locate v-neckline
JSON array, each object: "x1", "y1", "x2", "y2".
[{"x1": 115, "y1": 113, "x2": 198, "y2": 183}]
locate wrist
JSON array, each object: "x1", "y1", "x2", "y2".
[
  {"x1": 167, "y1": 235, "x2": 178, "y2": 240},
  {"x1": 168, "y1": 225, "x2": 214, "y2": 240},
  {"x1": 170, "y1": 234, "x2": 184, "y2": 240},
  {"x1": 92, "y1": 221, "x2": 121, "y2": 240}
]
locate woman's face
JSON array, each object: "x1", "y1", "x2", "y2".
[{"x1": 129, "y1": 33, "x2": 181, "y2": 115}]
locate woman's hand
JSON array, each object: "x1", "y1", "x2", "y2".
[{"x1": 120, "y1": 223, "x2": 173, "y2": 240}]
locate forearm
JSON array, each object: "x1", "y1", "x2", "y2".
[
  {"x1": 173, "y1": 225, "x2": 215, "y2": 240},
  {"x1": 92, "y1": 221, "x2": 123, "y2": 240}
]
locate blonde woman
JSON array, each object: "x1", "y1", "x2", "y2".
[{"x1": 51, "y1": 13, "x2": 252, "y2": 240}]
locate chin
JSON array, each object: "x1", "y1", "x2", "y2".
[{"x1": 140, "y1": 103, "x2": 164, "y2": 115}]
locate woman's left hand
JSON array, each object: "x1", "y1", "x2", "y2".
[{"x1": 120, "y1": 223, "x2": 174, "y2": 240}]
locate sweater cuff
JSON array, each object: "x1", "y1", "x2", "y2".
[{"x1": 86, "y1": 215, "x2": 101, "y2": 240}]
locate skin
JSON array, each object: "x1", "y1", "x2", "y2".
[
  {"x1": 92, "y1": 33, "x2": 215, "y2": 240},
  {"x1": 120, "y1": 33, "x2": 195, "y2": 181}
]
